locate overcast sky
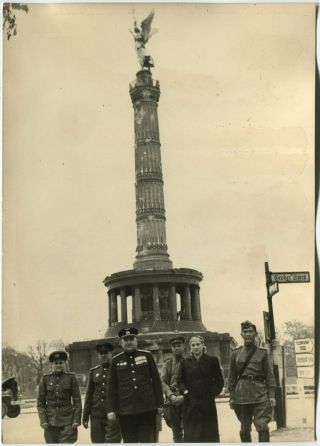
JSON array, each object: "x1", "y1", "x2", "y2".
[{"x1": 3, "y1": 3, "x2": 315, "y2": 352}]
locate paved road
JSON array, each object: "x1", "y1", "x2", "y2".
[{"x1": 2, "y1": 396, "x2": 314, "y2": 443}]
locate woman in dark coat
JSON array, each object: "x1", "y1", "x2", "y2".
[{"x1": 177, "y1": 336, "x2": 224, "y2": 442}]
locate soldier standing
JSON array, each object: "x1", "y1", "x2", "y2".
[
  {"x1": 37, "y1": 351, "x2": 82, "y2": 444},
  {"x1": 161, "y1": 336, "x2": 186, "y2": 442},
  {"x1": 82, "y1": 341, "x2": 121, "y2": 443},
  {"x1": 106, "y1": 327, "x2": 164, "y2": 443},
  {"x1": 228, "y1": 321, "x2": 276, "y2": 442}
]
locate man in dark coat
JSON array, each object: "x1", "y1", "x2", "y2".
[
  {"x1": 37, "y1": 350, "x2": 82, "y2": 444},
  {"x1": 228, "y1": 321, "x2": 276, "y2": 442},
  {"x1": 106, "y1": 327, "x2": 164, "y2": 443},
  {"x1": 161, "y1": 335, "x2": 186, "y2": 442},
  {"x1": 177, "y1": 335, "x2": 224, "y2": 442},
  {"x1": 82, "y1": 341, "x2": 121, "y2": 443}
]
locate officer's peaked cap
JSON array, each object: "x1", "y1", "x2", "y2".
[
  {"x1": 96, "y1": 341, "x2": 114, "y2": 354},
  {"x1": 241, "y1": 320, "x2": 257, "y2": 332},
  {"x1": 49, "y1": 350, "x2": 68, "y2": 363},
  {"x1": 118, "y1": 327, "x2": 139, "y2": 338},
  {"x1": 169, "y1": 336, "x2": 185, "y2": 345}
]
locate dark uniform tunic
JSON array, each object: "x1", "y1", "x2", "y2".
[
  {"x1": 228, "y1": 346, "x2": 276, "y2": 434},
  {"x1": 177, "y1": 353, "x2": 224, "y2": 442},
  {"x1": 106, "y1": 349, "x2": 164, "y2": 443},
  {"x1": 83, "y1": 363, "x2": 121, "y2": 443},
  {"x1": 161, "y1": 357, "x2": 184, "y2": 442},
  {"x1": 37, "y1": 371, "x2": 82, "y2": 444}
]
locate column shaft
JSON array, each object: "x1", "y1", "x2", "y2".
[
  {"x1": 191, "y1": 287, "x2": 202, "y2": 321},
  {"x1": 170, "y1": 285, "x2": 177, "y2": 320},
  {"x1": 110, "y1": 291, "x2": 118, "y2": 324},
  {"x1": 183, "y1": 285, "x2": 192, "y2": 320},
  {"x1": 153, "y1": 285, "x2": 161, "y2": 320},
  {"x1": 120, "y1": 288, "x2": 127, "y2": 324},
  {"x1": 133, "y1": 287, "x2": 142, "y2": 322}
]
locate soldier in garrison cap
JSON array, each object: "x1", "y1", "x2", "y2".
[
  {"x1": 37, "y1": 350, "x2": 82, "y2": 444},
  {"x1": 82, "y1": 342, "x2": 121, "y2": 443},
  {"x1": 228, "y1": 321, "x2": 276, "y2": 442},
  {"x1": 161, "y1": 336, "x2": 186, "y2": 442},
  {"x1": 106, "y1": 327, "x2": 164, "y2": 443}
]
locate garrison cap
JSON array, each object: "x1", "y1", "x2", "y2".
[
  {"x1": 169, "y1": 336, "x2": 185, "y2": 345},
  {"x1": 241, "y1": 320, "x2": 257, "y2": 332},
  {"x1": 118, "y1": 327, "x2": 139, "y2": 338},
  {"x1": 96, "y1": 341, "x2": 114, "y2": 354},
  {"x1": 49, "y1": 350, "x2": 68, "y2": 363}
]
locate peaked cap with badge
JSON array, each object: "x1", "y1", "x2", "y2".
[
  {"x1": 118, "y1": 327, "x2": 139, "y2": 338},
  {"x1": 169, "y1": 336, "x2": 185, "y2": 345},
  {"x1": 49, "y1": 350, "x2": 68, "y2": 362},
  {"x1": 96, "y1": 341, "x2": 114, "y2": 354}
]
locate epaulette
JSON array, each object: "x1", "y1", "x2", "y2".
[
  {"x1": 43, "y1": 372, "x2": 53, "y2": 377},
  {"x1": 232, "y1": 346, "x2": 242, "y2": 351},
  {"x1": 258, "y1": 346, "x2": 267, "y2": 350},
  {"x1": 137, "y1": 349, "x2": 151, "y2": 354},
  {"x1": 90, "y1": 365, "x2": 100, "y2": 371},
  {"x1": 66, "y1": 371, "x2": 76, "y2": 375},
  {"x1": 112, "y1": 351, "x2": 124, "y2": 360}
]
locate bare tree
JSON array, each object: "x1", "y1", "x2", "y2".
[
  {"x1": 27, "y1": 340, "x2": 49, "y2": 383},
  {"x1": 3, "y1": 3, "x2": 28, "y2": 40}
]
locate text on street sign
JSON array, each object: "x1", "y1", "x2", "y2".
[
  {"x1": 270, "y1": 272, "x2": 310, "y2": 283},
  {"x1": 297, "y1": 367, "x2": 314, "y2": 379},
  {"x1": 294, "y1": 338, "x2": 314, "y2": 354},
  {"x1": 295, "y1": 354, "x2": 314, "y2": 367}
]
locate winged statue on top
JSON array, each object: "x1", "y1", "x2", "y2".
[{"x1": 130, "y1": 10, "x2": 158, "y2": 70}]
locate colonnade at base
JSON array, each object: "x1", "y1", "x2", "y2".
[{"x1": 108, "y1": 282, "x2": 202, "y2": 326}]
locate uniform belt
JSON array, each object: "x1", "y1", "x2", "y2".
[{"x1": 240, "y1": 375, "x2": 265, "y2": 382}]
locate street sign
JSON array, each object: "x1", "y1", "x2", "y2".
[
  {"x1": 268, "y1": 282, "x2": 279, "y2": 296},
  {"x1": 297, "y1": 367, "x2": 314, "y2": 379},
  {"x1": 294, "y1": 338, "x2": 314, "y2": 354},
  {"x1": 270, "y1": 272, "x2": 310, "y2": 283},
  {"x1": 295, "y1": 354, "x2": 314, "y2": 367}
]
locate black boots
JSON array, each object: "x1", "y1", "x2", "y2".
[
  {"x1": 240, "y1": 431, "x2": 252, "y2": 442},
  {"x1": 258, "y1": 431, "x2": 270, "y2": 442}
]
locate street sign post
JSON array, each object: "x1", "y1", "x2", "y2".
[{"x1": 264, "y1": 263, "x2": 311, "y2": 430}]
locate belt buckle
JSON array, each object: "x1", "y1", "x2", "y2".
[{"x1": 247, "y1": 374, "x2": 254, "y2": 381}]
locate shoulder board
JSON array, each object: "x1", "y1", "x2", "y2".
[
  {"x1": 43, "y1": 372, "x2": 53, "y2": 377},
  {"x1": 137, "y1": 349, "x2": 150, "y2": 354},
  {"x1": 112, "y1": 352, "x2": 124, "y2": 360},
  {"x1": 66, "y1": 372, "x2": 76, "y2": 375},
  {"x1": 90, "y1": 365, "x2": 100, "y2": 371},
  {"x1": 258, "y1": 346, "x2": 267, "y2": 350},
  {"x1": 232, "y1": 346, "x2": 242, "y2": 351}
]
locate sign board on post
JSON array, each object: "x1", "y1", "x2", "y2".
[
  {"x1": 297, "y1": 367, "x2": 314, "y2": 379},
  {"x1": 294, "y1": 339, "x2": 314, "y2": 354},
  {"x1": 268, "y1": 282, "x2": 279, "y2": 297},
  {"x1": 270, "y1": 272, "x2": 310, "y2": 283},
  {"x1": 295, "y1": 354, "x2": 314, "y2": 367}
]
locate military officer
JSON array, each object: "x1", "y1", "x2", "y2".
[
  {"x1": 82, "y1": 341, "x2": 122, "y2": 443},
  {"x1": 228, "y1": 321, "x2": 276, "y2": 443},
  {"x1": 37, "y1": 350, "x2": 82, "y2": 444},
  {"x1": 161, "y1": 336, "x2": 186, "y2": 442},
  {"x1": 106, "y1": 327, "x2": 164, "y2": 443}
]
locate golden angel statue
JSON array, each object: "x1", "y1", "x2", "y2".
[{"x1": 130, "y1": 10, "x2": 158, "y2": 70}]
